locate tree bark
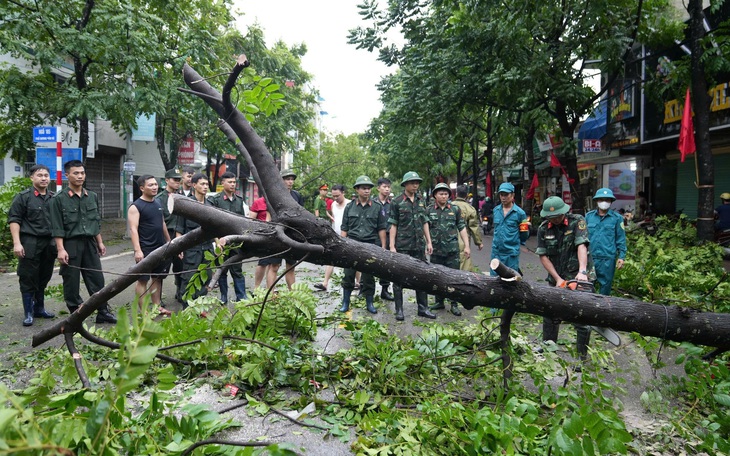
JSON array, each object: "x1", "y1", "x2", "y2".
[{"x1": 689, "y1": 0, "x2": 715, "y2": 242}]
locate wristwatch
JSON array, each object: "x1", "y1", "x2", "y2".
[{"x1": 579, "y1": 270, "x2": 588, "y2": 275}]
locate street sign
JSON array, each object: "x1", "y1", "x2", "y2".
[
  {"x1": 33, "y1": 126, "x2": 59, "y2": 143},
  {"x1": 123, "y1": 161, "x2": 136, "y2": 172},
  {"x1": 35, "y1": 148, "x2": 82, "y2": 180}
]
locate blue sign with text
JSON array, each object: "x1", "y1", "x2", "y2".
[{"x1": 33, "y1": 126, "x2": 58, "y2": 143}]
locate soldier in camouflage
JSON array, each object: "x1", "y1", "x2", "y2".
[
  {"x1": 451, "y1": 184, "x2": 483, "y2": 272},
  {"x1": 536, "y1": 196, "x2": 593, "y2": 360},
  {"x1": 427, "y1": 183, "x2": 469, "y2": 316},
  {"x1": 388, "y1": 171, "x2": 434, "y2": 320}
]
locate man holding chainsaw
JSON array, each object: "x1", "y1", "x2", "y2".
[{"x1": 536, "y1": 196, "x2": 594, "y2": 360}]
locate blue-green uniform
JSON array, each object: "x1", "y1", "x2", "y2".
[
  {"x1": 9, "y1": 187, "x2": 57, "y2": 322},
  {"x1": 340, "y1": 199, "x2": 387, "y2": 297},
  {"x1": 585, "y1": 209, "x2": 626, "y2": 295},
  {"x1": 490, "y1": 203, "x2": 528, "y2": 275},
  {"x1": 49, "y1": 187, "x2": 112, "y2": 316},
  {"x1": 175, "y1": 195, "x2": 216, "y2": 307},
  {"x1": 208, "y1": 192, "x2": 248, "y2": 302}
]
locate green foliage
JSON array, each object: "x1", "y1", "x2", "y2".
[
  {"x1": 614, "y1": 215, "x2": 730, "y2": 312},
  {"x1": 0, "y1": 176, "x2": 31, "y2": 264}
]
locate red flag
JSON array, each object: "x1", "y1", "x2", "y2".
[
  {"x1": 550, "y1": 152, "x2": 561, "y2": 168},
  {"x1": 678, "y1": 87, "x2": 696, "y2": 162},
  {"x1": 485, "y1": 174, "x2": 492, "y2": 198},
  {"x1": 526, "y1": 173, "x2": 539, "y2": 200}
]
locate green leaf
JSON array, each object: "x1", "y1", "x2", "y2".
[
  {"x1": 713, "y1": 393, "x2": 730, "y2": 406},
  {"x1": 129, "y1": 345, "x2": 158, "y2": 365},
  {"x1": 86, "y1": 399, "x2": 110, "y2": 440},
  {"x1": 0, "y1": 409, "x2": 19, "y2": 430}
]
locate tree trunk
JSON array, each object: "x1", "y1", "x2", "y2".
[
  {"x1": 689, "y1": 0, "x2": 715, "y2": 242},
  {"x1": 30, "y1": 58, "x2": 730, "y2": 355}
]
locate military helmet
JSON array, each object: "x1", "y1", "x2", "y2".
[
  {"x1": 432, "y1": 182, "x2": 451, "y2": 196},
  {"x1": 164, "y1": 168, "x2": 182, "y2": 179},
  {"x1": 400, "y1": 171, "x2": 423, "y2": 186},
  {"x1": 593, "y1": 188, "x2": 616, "y2": 200},
  {"x1": 353, "y1": 175, "x2": 375, "y2": 188},
  {"x1": 540, "y1": 196, "x2": 571, "y2": 217},
  {"x1": 280, "y1": 169, "x2": 297, "y2": 179},
  {"x1": 721, "y1": 192, "x2": 730, "y2": 201}
]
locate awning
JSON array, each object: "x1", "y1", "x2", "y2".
[{"x1": 578, "y1": 99, "x2": 608, "y2": 154}]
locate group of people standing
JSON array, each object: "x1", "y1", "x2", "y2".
[{"x1": 11, "y1": 160, "x2": 628, "y2": 350}]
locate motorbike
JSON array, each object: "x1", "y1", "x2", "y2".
[{"x1": 482, "y1": 216, "x2": 489, "y2": 235}]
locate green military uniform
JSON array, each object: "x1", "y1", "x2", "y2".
[
  {"x1": 452, "y1": 197, "x2": 482, "y2": 271},
  {"x1": 49, "y1": 187, "x2": 113, "y2": 318},
  {"x1": 313, "y1": 196, "x2": 329, "y2": 219},
  {"x1": 388, "y1": 171, "x2": 435, "y2": 320},
  {"x1": 535, "y1": 213, "x2": 592, "y2": 285},
  {"x1": 176, "y1": 196, "x2": 216, "y2": 307},
  {"x1": 427, "y1": 189, "x2": 466, "y2": 315},
  {"x1": 156, "y1": 187, "x2": 183, "y2": 300},
  {"x1": 208, "y1": 191, "x2": 248, "y2": 301},
  {"x1": 340, "y1": 198, "x2": 387, "y2": 297},
  {"x1": 536, "y1": 197, "x2": 594, "y2": 358},
  {"x1": 9, "y1": 187, "x2": 56, "y2": 323},
  {"x1": 388, "y1": 193, "x2": 428, "y2": 255}
]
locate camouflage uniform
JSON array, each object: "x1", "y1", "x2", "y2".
[
  {"x1": 535, "y1": 213, "x2": 591, "y2": 285},
  {"x1": 388, "y1": 191, "x2": 432, "y2": 319},
  {"x1": 427, "y1": 202, "x2": 466, "y2": 314},
  {"x1": 536, "y1": 211, "x2": 594, "y2": 355},
  {"x1": 452, "y1": 197, "x2": 482, "y2": 271}
]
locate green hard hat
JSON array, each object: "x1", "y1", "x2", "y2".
[
  {"x1": 540, "y1": 196, "x2": 571, "y2": 217},
  {"x1": 432, "y1": 183, "x2": 451, "y2": 196},
  {"x1": 280, "y1": 169, "x2": 297, "y2": 179},
  {"x1": 400, "y1": 171, "x2": 423, "y2": 186},
  {"x1": 353, "y1": 175, "x2": 375, "y2": 188}
]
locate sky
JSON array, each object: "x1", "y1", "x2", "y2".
[{"x1": 232, "y1": 0, "x2": 394, "y2": 136}]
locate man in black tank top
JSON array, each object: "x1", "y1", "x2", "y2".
[{"x1": 128, "y1": 175, "x2": 172, "y2": 316}]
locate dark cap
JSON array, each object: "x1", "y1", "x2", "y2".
[{"x1": 165, "y1": 169, "x2": 182, "y2": 178}]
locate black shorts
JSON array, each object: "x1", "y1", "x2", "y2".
[
  {"x1": 257, "y1": 256, "x2": 283, "y2": 266},
  {"x1": 138, "y1": 246, "x2": 172, "y2": 281}
]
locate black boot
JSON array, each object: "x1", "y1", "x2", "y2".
[
  {"x1": 96, "y1": 305, "x2": 118, "y2": 324},
  {"x1": 22, "y1": 292, "x2": 34, "y2": 326},
  {"x1": 416, "y1": 291, "x2": 436, "y2": 319},
  {"x1": 380, "y1": 287, "x2": 394, "y2": 301},
  {"x1": 450, "y1": 302, "x2": 462, "y2": 316},
  {"x1": 365, "y1": 295, "x2": 377, "y2": 314},
  {"x1": 339, "y1": 289, "x2": 352, "y2": 312},
  {"x1": 393, "y1": 285, "x2": 404, "y2": 321},
  {"x1": 542, "y1": 317, "x2": 561, "y2": 342},
  {"x1": 575, "y1": 325, "x2": 591, "y2": 361},
  {"x1": 33, "y1": 291, "x2": 55, "y2": 319}
]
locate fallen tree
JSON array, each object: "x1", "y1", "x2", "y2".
[{"x1": 32, "y1": 56, "x2": 730, "y2": 359}]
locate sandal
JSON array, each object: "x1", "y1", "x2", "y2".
[
  {"x1": 158, "y1": 307, "x2": 172, "y2": 316},
  {"x1": 314, "y1": 283, "x2": 327, "y2": 291}
]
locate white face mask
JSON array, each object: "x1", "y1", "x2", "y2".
[{"x1": 597, "y1": 201, "x2": 611, "y2": 210}]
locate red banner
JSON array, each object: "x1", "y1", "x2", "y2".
[{"x1": 678, "y1": 87, "x2": 696, "y2": 162}]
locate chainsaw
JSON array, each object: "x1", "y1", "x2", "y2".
[{"x1": 564, "y1": 280, "x2": 621, "y2": 347}]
